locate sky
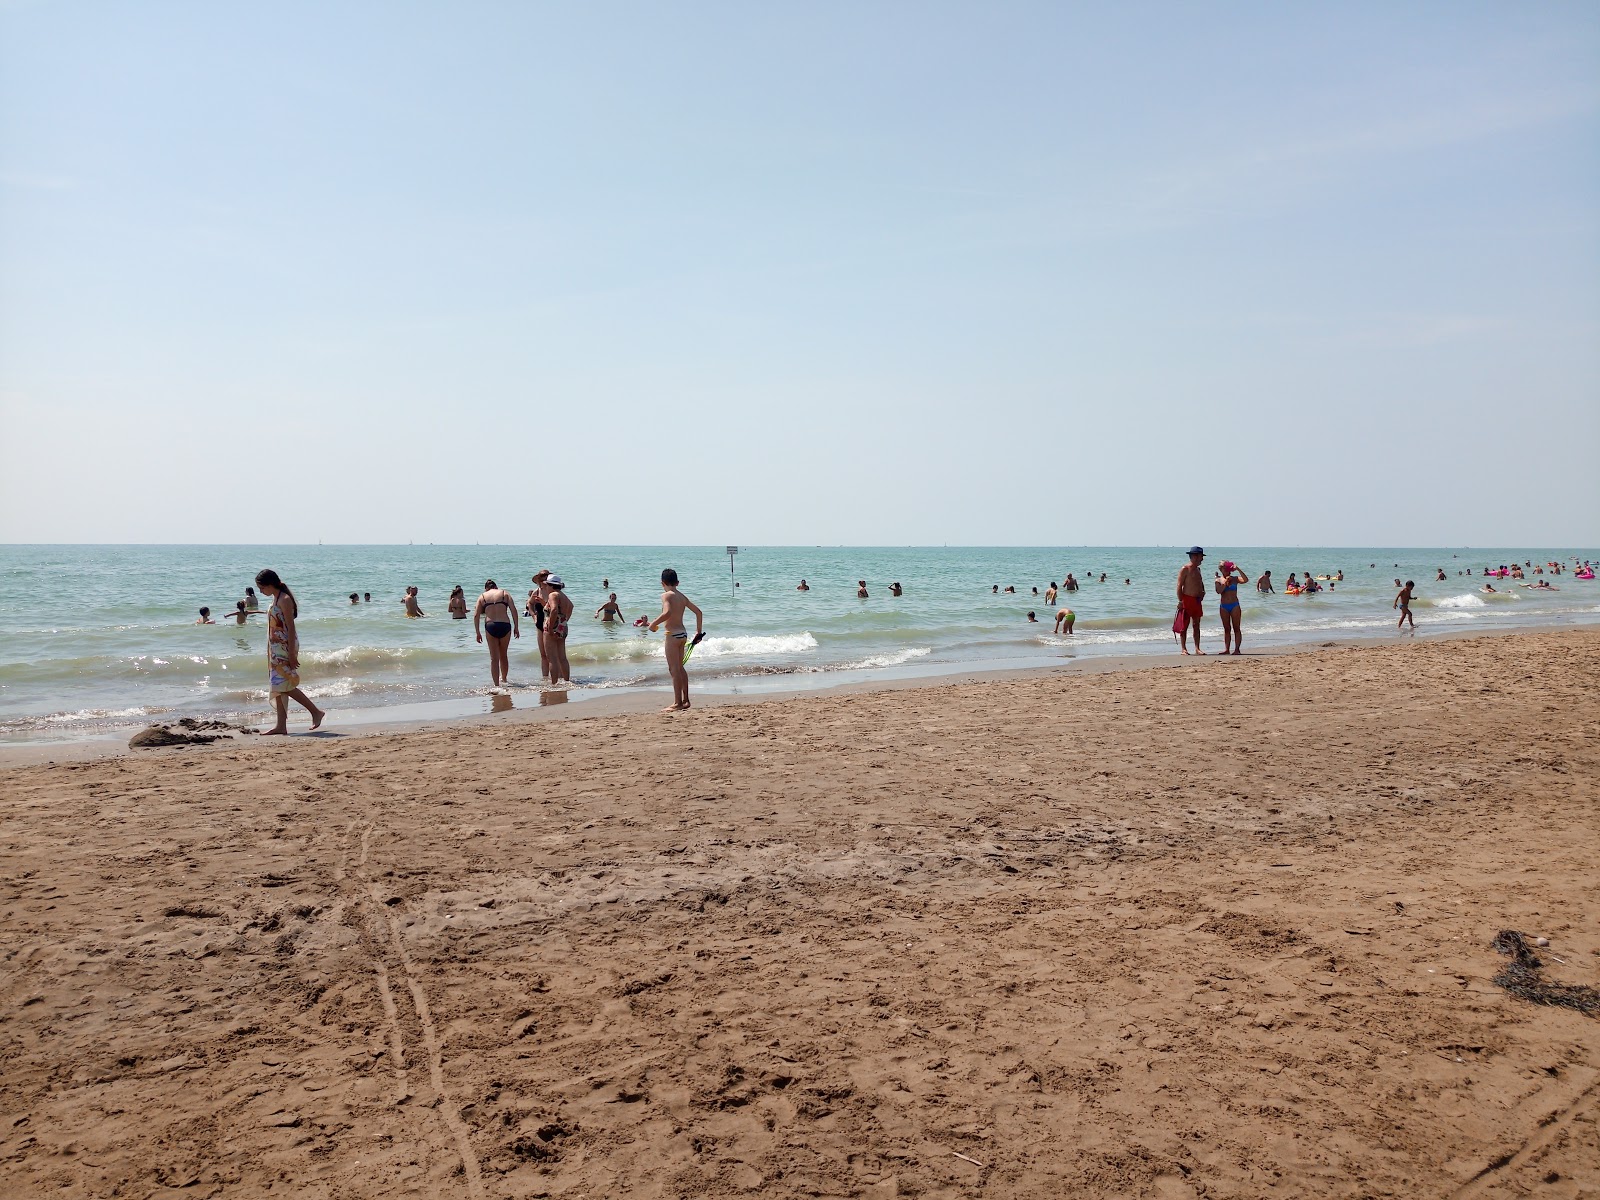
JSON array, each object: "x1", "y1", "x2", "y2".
[{"x1": 2, "y1": 2, "x2": 1597, "y2": 547}]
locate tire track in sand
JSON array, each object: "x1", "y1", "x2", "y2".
[
  {"x1": 1450, "y1": 1073, "x2": 1600, "y2": 1197},
  {"x1": 353, "y1": 819, "x2": 485, "y2": 1200}
]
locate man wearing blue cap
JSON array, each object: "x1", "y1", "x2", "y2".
[{"x1": 1176, "y1": 546, "x2": 1207, "y2": 655}]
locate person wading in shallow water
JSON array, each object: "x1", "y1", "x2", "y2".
[
  {"x1": 650, "y1": 568, "x2": 704, "y2": 711},
  {"x1": 542, "y1": 576, "x2": 574, "y2": 684},
  {"x1": 255, "y1": 568, "x2": 325, "y2": 734},
  {"x1": 474, "y1": 579, "x2": 519, "y2": 687}
]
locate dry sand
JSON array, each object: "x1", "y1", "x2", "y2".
[{"x1": 2, "y1": 630, "x2": 1597, "y2": 1199}]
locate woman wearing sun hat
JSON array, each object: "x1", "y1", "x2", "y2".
[
  {"x1": 542, "y1": 575, "x2": 574, "y2": 683},
  {"x1": 1214, "y1": 559, "x2": 1251, "y2": 655}
]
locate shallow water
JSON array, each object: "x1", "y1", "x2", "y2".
[{"x1": 2, "y1": 544, "x2": 1595, "y2": 742}]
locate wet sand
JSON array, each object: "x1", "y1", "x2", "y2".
[{"x1": 1, "y1": 629, "x2": 1597, "y2": 1198}]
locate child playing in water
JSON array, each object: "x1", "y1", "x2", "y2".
[
  {"x1": 1394, "y1": 581, "x2": 1416, "y2": 633},
  {"x1": 649, "y1": 569, "x2": 704, "y2": 711}
]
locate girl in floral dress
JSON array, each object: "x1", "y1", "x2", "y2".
[{"x1": 255, "y1": 569, "x2": 326, "y2": 735}]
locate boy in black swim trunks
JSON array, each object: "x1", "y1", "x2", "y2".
[
  {"x1": 474, "y1": 579, "x2": 520, "y2": 687},
  {"x1": 649, "y1": 568, "x2": 704, "y2": 711},
  {"x1": 1394, "y1": 581, "x2": 1415, "y2": 633}
]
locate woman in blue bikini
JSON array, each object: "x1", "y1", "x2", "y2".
[{"x1": 1214, "y1": 560, "x2": 1251, "y2": 655}]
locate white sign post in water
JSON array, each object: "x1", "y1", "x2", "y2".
[{"x1": 727, "y1": 545, "x2": 738, "y2": 590}]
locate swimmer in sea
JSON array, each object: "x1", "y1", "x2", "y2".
[
  {"x1": 595, "y1": 593, "x2": 625, "y2": 622},
  {"x1": 196, "y1": 607, "x2": 215, "y2": 624},
  {"x1": 1395, "y1": 580, "x2": 1416, "y2": 632},
  {"x1": 402, "y1": 587, "x2": 425, "y2": 618},
  {"x1": 1064, "y1": 574, "x2": 1078, "y2": 592},
  {"x1": 649, "y1": 567, "x2": 703, "y2": 711},
  {"x1": 243, "y1": 586, "x2": 260, "y2": 612},
  {"x1": 797, "y1": 579, "x2": 810, "y2": 591},
  {"x1": 1004, "y1": 585, "x2": 1016, "y2": 594},
  {"x1": 992, "y1": 584, "x2": 999, "y2": 594},
  {"x1": 1437, "y1": 569, "x2": 1446, "y2": 582},
  {"x1": 363, "y1": 592, "x2": 371, "y2": 603},
  {"x1": 1215, "y1": 560, "x2": 1250, "y2": 655},
  {"x1": 228, "y1": 600, "x2": 252, "y2": 625},
  {"x1": 890, "y1": 582, "x2": 903, "y2": 597},
  {"x1": 1045, "y1": 583, "x2": 1058, "y2": 605},
  {"x1": 448, "y1": 586, "x2": 468, "y2": 619},
  {"x1": 1099, "y1": 574, "x2": 1107, "y2": 583},
  {"x1": 857, "y1": 580, "x2": 869, "y2": 598},
  {"x1": 1483, "y1": 582, "x2": 1496, "y2": 593},
  {"x1": 1026, "y1": 610, "x2": 1038, "y2": 622},
  {"x1": 349, "y1": 592, "x2": 360, "y2": 605},
  {"x1": 1124, "y1": 578, "x2": 1130, "y2": 586},
  {"x1": 1054, "y1": 607, "x2": 1075, "y2": 634},
  {"x1": 1257, "y1": 570, "x2": 1274, "y2": 594},
  {"x1": 473, "y1": 579, "x2": 520, "y2": 687},
  {"x1": 1031, "y1": 586, "x2": 1039, "y2": 596}
]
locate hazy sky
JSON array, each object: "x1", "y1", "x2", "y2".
[{"x1": 2, "y1": 2, "x2": 1597, "y2": 546}]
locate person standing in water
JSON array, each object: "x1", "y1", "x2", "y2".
[
  {"x1": 650, "y1": 568, "x2": 704, "y2": 712},
  {"x1": 1215, "y1": 560, "x2": 1250, "y2": 655},
  {"x1": 1054, "y1": 607, "x2": 1075, "y2": 634},
  {"x1": 542, "y1": 576, "x2": 573, "y2": 683},
  {"x1": 595, "y1": 593, "x2": 625, "y2": 622},
  {"x1": 448, "y1": 586, "x2": 468, "y2": 619},
  {"x1": 255, "y1": 569, "x2": 325, "y2": 734},
  {"x1": 1175, "y1": 547, "x2": 1206, "y2": 655},
  {"x1": 243, "y1": 586, "x2": 260, "y2": 612},
  {"x1": 1395, "y1": 581, "x2": 1416, "y2": 633},
  {"x1": 402, "y1": 587, "x2": 425, "y2": 617},
  {"x1": 527, "y1": 569, "x2": 552, "y2": 680},
  {"x1": 473, "y1": 579, "x2": 519, "y2": 687},
  {"x1": 1256, "y1": 570, "x2": 1274, "y2": 594}
]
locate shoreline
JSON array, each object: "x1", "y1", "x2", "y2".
[{"x1": 0, "y1": 619, "x2": 1586, "y2": 769}]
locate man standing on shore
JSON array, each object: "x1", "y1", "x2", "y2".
[{"x1": 1176, "y1": 547, "x2": 1206, "y2": 655}]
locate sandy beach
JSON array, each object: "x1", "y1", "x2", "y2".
[{"x1": 2, "y1": 628, "x2": 1597, "y2": 1198}]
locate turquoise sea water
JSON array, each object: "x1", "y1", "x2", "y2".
[{"x1": 2, "y1": 545, "x2": 1597, "y2": 743}]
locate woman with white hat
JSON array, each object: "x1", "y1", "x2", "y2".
[{"x1": 542, "y1": 575, "x2": 573, "y2": 683}]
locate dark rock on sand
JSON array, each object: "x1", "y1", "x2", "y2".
[{"x1": 129, "y1": 718, "x2": 253, "y2": 749}]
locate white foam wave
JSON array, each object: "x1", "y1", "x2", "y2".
[
  {"x1": 688, "y1": 632, "x2": 820, "y2": 658},
  {"x1": 305, "y1": 645, "x2": 412, "y2": 667},
  {"x1": 842, "y1": 647, "x2": 931, "y2": 670},
  {"x1": 306, "y1": 679, "x2": 357, "y2": 699},
  {"x1": 1433, "y1": 594, "x2": 1485, "y2": 609},
  {"x1": 41, "y1": 705, "x2": 156, "y2": 724}
]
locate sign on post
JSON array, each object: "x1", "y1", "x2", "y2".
[{"x1": 726, "y1": 546, "x2": 738, "y2": 589}]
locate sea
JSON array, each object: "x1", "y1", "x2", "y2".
[{"x1": 3, "y1": 545, "x2": 1596, "y2": 747}]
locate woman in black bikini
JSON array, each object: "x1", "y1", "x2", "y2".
[
  {"x1": 474, "y1": 580, "x2": 519, "y2": 687},
  {"x1": 542, "y1": 576, "x2": 573, "y2": 684},
  {"x1": 528, "y1": 570, "x2": 551, "y2": 680}
]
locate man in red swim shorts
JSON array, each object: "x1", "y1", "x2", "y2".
[{"x1": 1176, "y1": 546, "x2": 1207, "y2": 655}]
